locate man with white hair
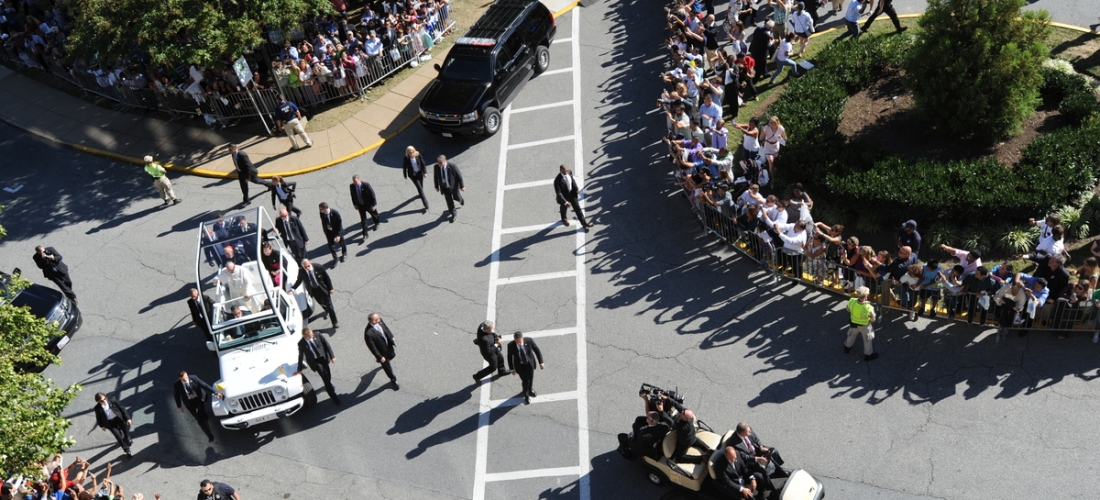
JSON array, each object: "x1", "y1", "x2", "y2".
[
  {"x1": 143, "y1": 155, "x2": 181, "y2": 205},
  {"x1": 844, "y1": 286, "x2": 879, "y2": 361}
]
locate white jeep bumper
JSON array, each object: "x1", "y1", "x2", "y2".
[{"x1": 217, "y1": 397, "x2": 305, "y2": 429}]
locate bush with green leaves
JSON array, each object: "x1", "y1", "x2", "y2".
[
  {"x1": 1059, "y1": 90, "x2": 1100, "y2": 126},
  {"x1": 1039, "y1": 66, "x2": 1090, "y2": 106},
  {"x1": 904, "y1": 0, "x2": 1050, "y2": 141}
]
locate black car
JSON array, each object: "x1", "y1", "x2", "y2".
[
  {"x1": 419, "y1": 0, "x2": 556, "y2": 137},
  {"x1": 2, "y1": 270, "x2": 82, "y2": 371}
]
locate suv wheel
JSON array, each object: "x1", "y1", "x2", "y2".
[
  {"x1": 483, "y1": 107, "x2": 502, "y2": 136},
  {"x1": 535, "y1": 45, "x2": 550, "y2": 74}
]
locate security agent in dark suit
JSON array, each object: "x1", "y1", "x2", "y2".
[
  {"x1": 472, "y1": 320, "x2": 508, "y2": 382},
  {"x1": 666, "y1": 400, "x2": 713, "y2": 464},
  {"x1": 33, "y1": 245, "x2": 76, "y2": 302},
  {"x1": 293, "y1": 259, "x2": 338, "y2": 329},
  {"x1": 318, "y1": 202, "x2": 347, "y2": 263},
  {"x1": 554, "y1": 165, "x2": 593, "y2": 229},
  {"x1": 712, "y1": 446, "x2": 763, "y2": 499},
  {"x1": 274, "y1": 208, "x2": 310, "y2": 263},
  {"x1": 364, "y1": 313, "x2": 399, "y2": 390},
  {"x1": 731, "y1": 421, "x2": 787, "y2": 492},
  {"x1": 349, "y1": 174, "x2": 384, "y2": 236},
  {"x1": 402, "y1": 146, "x2": 430, "y2": 210},
  {"x1": 622, "y1": 411, "x2": 672, "y2": 460},
  {"x1": 202, "y1": 219, "x2": 230, "y2": 266},
  {"x1": 187, "y1": 288, "x2": 213, "y2": 341},
  {"x1": 173, "y1": 370, "x2": 222, "y2": 442},
  {"x1": 93, "y1": 393, "x2": 133, "y2": 457},
  {"x1": 229, "y1": 216, "x2": 259, "y2": 258},
  {"x1": 296, "y1": 328, "x2": 340, "y2": 405},
  {"x1": 269, "y1": 175, "x2": 302, "y2": 216},
  {"x1": 506, "y1": 331, "x2": 544, "y2": 405},
  {"x1": 433, "y1": 155, "x2": 465, "y2": 222},
  {"x1": 228, "y1": 143, "x2": 273, "y2": 205}
]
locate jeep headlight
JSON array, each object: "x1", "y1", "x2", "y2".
[
  {"x1": 274, "y1": 386, "x2": 284, "y2": 395},
  {"x1": 227, "y1": 399, "x2": 237, "y2": 408},
  {"x1": 460, "y1": 111, "x2": 478, "y2": 123}
]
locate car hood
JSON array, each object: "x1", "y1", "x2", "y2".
[
  {"x1": 216, "y1": 338, "x2": 300, "y2": 397},
  {"x1": 420, "y1": 80, "x2": 489, "y2": 114}
]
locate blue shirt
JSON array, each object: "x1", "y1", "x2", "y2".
[
  {"x1": 1017, "y1": 273, "x2": 1050, "y2": 304},
  {"x1": 277, "y1": 101, "x2": 300, "y2": 122},
  {"x1": 920, "y1": 265, "x2": 940, "y2": 287},
  {"x1": 845, "y1": 0, "x2": 863, "y2": 22}
]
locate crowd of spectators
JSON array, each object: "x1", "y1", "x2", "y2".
[
  {"x1": 0, "y1": 0, "x2": 450, "y2": 112},
  {"x1": 659, "y1": 0, "x2": 1100, "y2": 340},
  {"x1": 2, "y1": 457, "x2": 161, "y2": 500}
]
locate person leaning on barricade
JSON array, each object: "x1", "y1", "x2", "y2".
[{"x1": 994, "y1": 280, "x2": 1029, "y2": 336}]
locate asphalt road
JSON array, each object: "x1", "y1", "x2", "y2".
[{"x1": 1, "y1": 2, "x2": 1099, "y2": 499}]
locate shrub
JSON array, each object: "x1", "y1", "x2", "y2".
[
  {"x1": 1059, "y1": 90, "x2": 1100, "y2": 126},
  {"x1": 904, "y1": 0, "x2": 1051, "y2": 141},
  {"x1": 1040, "y1": 66, "x2": 1090, "y2": 107}
]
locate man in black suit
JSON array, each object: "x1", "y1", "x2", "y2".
[
  {"x1": 202, "y1": 219, "x2": 230, "y2": 267},
  {"x1": 433, "y1": 155, "x2": 465, "y2": 222},
  {"x1": 295, "y1": 328, "x2": 340, "y2": 405},
  {"x1": 364, "y1": 313, "x2": 398, "y2": 390},
  {"x1": 667, "y1": 403, "x2": 712, "y2": 464},
  {"x1": 318, "y1": 202, "x2": 347, "y2": 264},
  {"x1": 625, "y1": 411, "x2": 672, "y2": 459},
  {"x1": 472, "y1": 320, "x2": 507, "y2": 382},
  {"x1": 349, "y1": 174, "x2": 384, "y2": 236},
  {"x1": 228, "y1": 143, "x2": 273, "y2": 205},
  {"x1": 33, "y1": 245, "x2": 76, "y2": 302},
  {"x1": 554, "y1": 165, "x2": 593, "y2": 229},
  {"x1": 187, "y1": 288, "x2": 213, "y2": 341},
  {"x1": 402, "y1": 146, "x2": 430, "y2": 211},
  {"x1": 93, "y1": 392, "x2": 133, "y2": 457},
  {"x1": 712, "y1": 446, "x2": 762, "y2": 499},
  {"x1": 173, "y1": 370, "x2": 221, "y2": 442},
  {"x1": 506, "y1": 331, "x2": 544, "y2": 405},
  {"x1": 229, "y1": 215, "x2": 258, "y2": 258},
  {"x1": 731, "y1": 421, "x2": 786, "y2": 491},
  {"x1": 269, "y1": 175, "x2": 302, "y2": 216},
  {"x1": 293, "y1": 259, "x2": 338, "y2": 329},
  {"x1": 275, "y1": 208, "x2": 309, "y2": 263}
]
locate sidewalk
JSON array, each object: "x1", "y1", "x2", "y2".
[{"x1": 0, "y1": 0, "x2": 580, "y2": 178}]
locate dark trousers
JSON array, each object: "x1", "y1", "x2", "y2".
[
  {"x1": 442, "y1": 188, "x2": 464, "y2": 215},
  {"x1": 326, "y1": 233, "x2": 347, "y2": 259},
  {"x1": 183, "y1": 399, "x2": 215, "y2": 440},
  {"x1": 354, "y1": 206, "x2": 381, "y2": 233},
  {"x1": 474, "y1": 349, "x2": 506, "y2": 379},
  {"x1": 311, "y1": 362, "x2": 338, "y2": 400},
  {"x1": 997, "y1": 298, "x2": 1021, "y2": 330},
  {"x1": 378, "y1": 358, "x2": 397, "y2": 382},
  {"x1": 836, "y1": 20, "x2": 861, "y2": 41},
  {"x1": 287, "y1": 242, "x2": 307, "y2": 263},
  {"x1": 410, "y1": 177, "x2": 430, "y2": 209},
  {"x1": 278, "y1": 196, "x2": 302, "y2": 216},
  {"x1": 49, "y1": 274, "x2": 76, "y2": 301},
  {"x1": 559, "y1": 198, "x2": 589, "y2": 225},
  {"x1": 516, "y1": 366, "x2": 535, "y2": 395},
  {"x1": 238, "y1": 174, "x2": 272, "y2": 200},
  {"x1": 105, "y1": 417, "x2": 131, "y2": 451},
  {"x1": 863, "y1": 3, "x2": 902, "y2": 31},
  {"x1": 310, "y1": 291, "x2": 338, "y2": 325}
]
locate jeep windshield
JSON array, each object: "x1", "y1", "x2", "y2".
[
  {"x1": 439, "y1": 54, "x2": 491, "y2": 82},
  {"x1": 213, "y1": 310, "x2": 284, "y2": 350}
]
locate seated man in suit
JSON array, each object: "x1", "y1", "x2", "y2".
[
  {"x1": 731, "y1": 421, "x2": 787, "y2": 493},
  {"x1": 624, "y1": 411, "x2": 672, "y2": 459},
  {"x1": 230, "y1": 216, "x2": 259, "y2": 257},
  {"x1": 712, "y1": 446, "x2": 762, "y2": 499}
]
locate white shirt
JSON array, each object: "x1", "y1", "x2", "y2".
[
  {"x1": 561, "y1": 173, "x2": 572, "y2": 193},
  {"x1": 788, "y1": 10, "x2": 815, "y2": 34},
  {"x1": 1035, "y1": 236, "x2": 1064, "y2": 256},
  {"x1": 844, "y1": 0, "x2": 863, "y2": 23},
  {"x1": 776, "y1": 40, "x2": 794, "y2": 63},
  {"x1": 698, "y1": 102, "x2": 722, "y2": 129},
  {"x1": 778, "y1": 224, "x2": 806, "y2": 253},
  {"x1": 100, "y1": 402, "x2": 116, "y2": 420}
]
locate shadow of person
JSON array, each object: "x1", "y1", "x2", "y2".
[
  {"x1": 86, "y1": 205, "x2": 164, "y2": 234},
  {"x1": 387, "y1": 384, "x2": 476, "y2": 435},
  {"x1": 356, "y1": 215, "x2": 448, "y2": 255},
  {"x1": 405, "y1": 399, "x2": 519, "y2": 460}
]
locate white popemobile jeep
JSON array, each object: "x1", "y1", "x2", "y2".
[{"x1": 194, "y1": 207, "x2": 317, "y2": 429}]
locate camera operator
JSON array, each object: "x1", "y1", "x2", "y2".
[{"x1": 659, "y1": 397, "x2": 712, "y2": 464}]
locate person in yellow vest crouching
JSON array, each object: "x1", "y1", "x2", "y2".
[
  {"x1": 844, "y1": 286, "x2": 879, "y2": 361},
  {"x1": 144, "y1": 155, "x2": 181, "y2": 205}
]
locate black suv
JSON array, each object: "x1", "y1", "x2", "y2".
[
  {"x1": 2, "y1": 270, "x2": 82, "y2": 372},
  {"x1": 419, "y1": 0, "x2": 556, "y2": 137}
]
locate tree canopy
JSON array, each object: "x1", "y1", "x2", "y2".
[
  {"x1": 0, "y1": 207, "x2": 81, "y2": 479},
  {"x1": 904, "y1": 0, "x2": 1050, "y2": 141},
  {"x1": 67, "y1": 0, "x2": 332, "y2": 68}
]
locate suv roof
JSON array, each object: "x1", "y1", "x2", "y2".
[{"x1": 458, "y1": 0, "x2": 540, "y2": 44}]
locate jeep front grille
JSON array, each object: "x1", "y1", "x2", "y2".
[
  {"x1": 236, "y1": 390, "x2": 277, "y2": 412},
  {"x1": 426, "y1": 113, "x2": 461, "y2": 124}
]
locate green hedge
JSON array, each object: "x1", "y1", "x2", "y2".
[{"x1": 771, "y1": 34, "x2": 1100, "y2": 230}]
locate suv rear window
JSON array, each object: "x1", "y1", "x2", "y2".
[{"x1": 440, "y1": 55, "x2": 492, "y2": 82}]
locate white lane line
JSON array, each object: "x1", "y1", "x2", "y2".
[
  {"x1": 510, "y1": 100, "x2": 573, "y2": 114},
  {"x1": 523, "y1": 327, "x2": 577, "y2": 338},
  {"x1": 540, "y1": 67, "x2": 574, "y2": 76},
  {"x1": 495, "y1": 270, "x2": 577, "y2": 286},
  {"x1": 553, "y1": 37, "x2": 573, "y2": 44},
  {"x1": 500, "y1": 221, "x2": 568, "y2": 235},
  {"x1": 507, "y1": 135, "x2": 575, "y2": 150},
  {"x1": 503, "y1": 178, "x2": 555, "y2": 190},
  {"x1": 571, "y1": 9, "x2": 592, "y2": 500},
  {"x1": 484, "y1": 466, "x2": 586, "y2": 483},
  {"x1": 489, "y1": 390, "x2": 579, "y2": 409}
]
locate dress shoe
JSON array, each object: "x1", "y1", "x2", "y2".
[
  {"x1": 527, "y1": 391, "x2": 537, "y2": 398},
  {"x1": 563, "y1": 220, "x2": 571, "y2": 226},
  {"x1": 524, "y1": 396, "x2": 530, "y2": 405},
  {"x1": 339, "y1": 255, "x2": 346, "y2": 263},
  {"x1": 583, "y1": 223, "x2": 594, "y2": 228},
  {"x1": 173, "y1": 198, "x2": 182, "y2": 204},
  {"x1": 163, "y1": 200, "x2": 170, "y2": 205},
  {"x1": 392, "y1": 381, "x2": 400, "y2": 390},
  {"x1": 897, "y1": 26, "x2": 908, "y2": 33},
  {"x1": 332, "y1": 323, "x2": 340, "y2": 329},
  {"x1": 843, "y1": 346, "x2": 851, "y2": 354},
  {"x1": 125, "y1": 449, "x2": 132, "y2": 458},
  {"x1": 473, "y1": 374, "x2": 481, "y2": 383},
  {"x1": 864, "y1": 353, "x2": 880, "y2": 361},
  {"x1": 372, "y1": 225, "x2": 378, "y2": 231},
  {"x1": 497, "y1": 370, "x2": 510, "y2": 377}
]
